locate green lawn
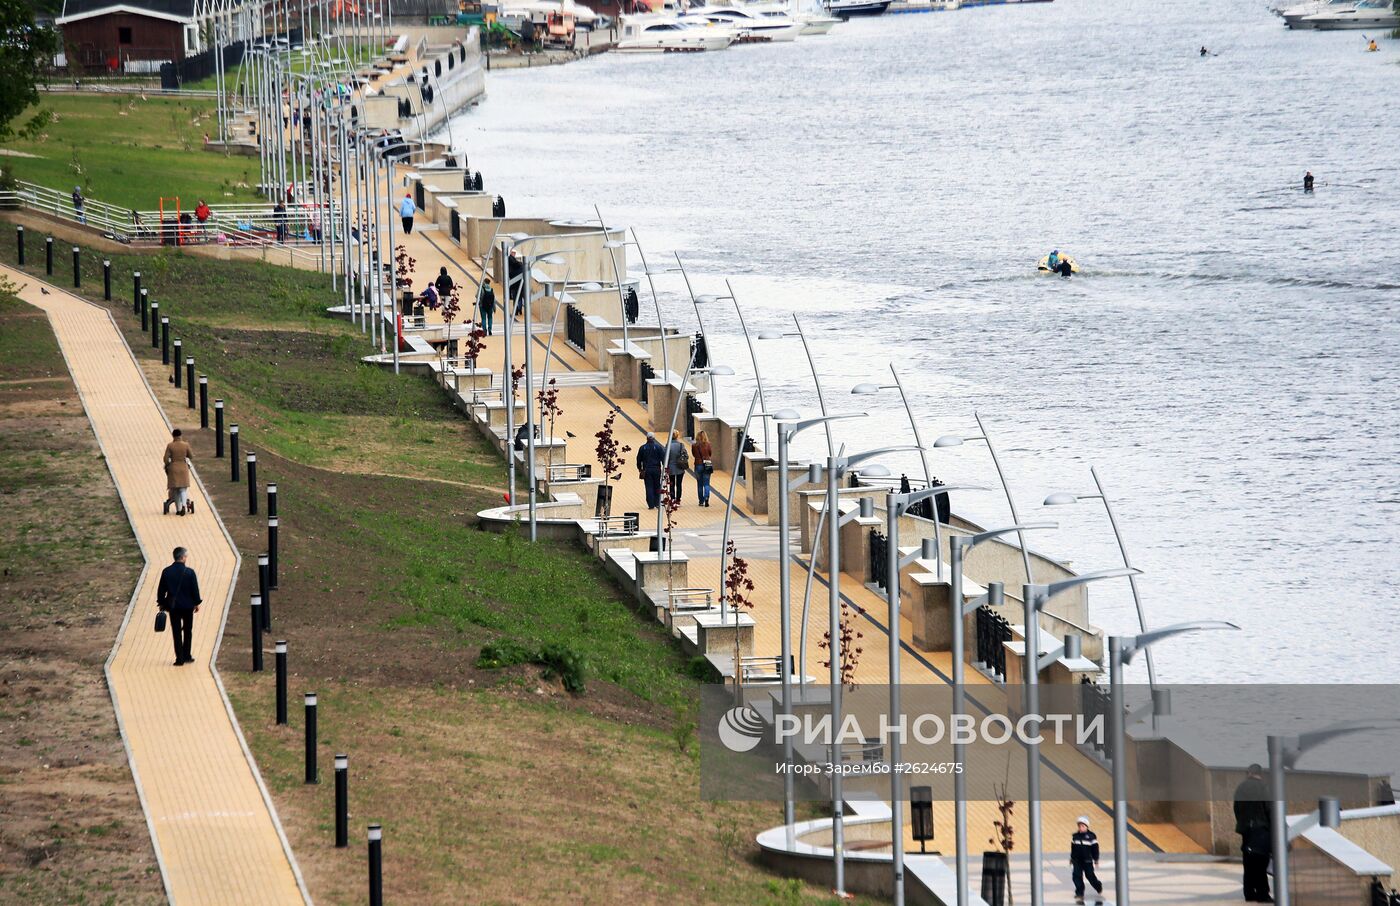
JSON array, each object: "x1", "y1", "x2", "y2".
[
  {"x1": 0, "y1": 94, "x2": 264, "y2": 210},
  {"x1": 0, "y1": 235, "x2": 502, "y2": 489}
]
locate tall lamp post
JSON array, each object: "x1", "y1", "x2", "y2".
[
  {"x1": 948, "y1": 522, "x2": 1057, "y2": 906},
  {"x1": 1021, "y1": 568, "x2": 1141, "y2": 906},
  {"x1": 1266, "y1": 719, "x2": 1400, "y2": 906},
  {"x1": 852, "y1": 367, "x2": 945, "y2": 578},
  {"x1": 1043, "y1": 465, "x2": 1160, "y2": 694},
  {"x1": 798, "y1": 441, "x2": 922, "y2": 898},
  {"x1": 772, "y1": 412, "x2": 865, "y2": 833},
  {"x1": 933, "y1": 412, "x2": 1033, "y2": 584},
  {"x1": 1107, "y1": 621, "x2": 1239, "y2": 906},
  {"x1": 880, "y1": 483, "x2": 990, "y2": 905},
  {"x1": 694, "y1": 282, "x2": 770, "y2": 454}
]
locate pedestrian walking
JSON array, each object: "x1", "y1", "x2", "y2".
[
  {"x1": 1234, "y1": 764, "x2": 1273, "y2": 902},
  {"x1": 692, "y1": 429, "x2": 713, "y2": 507},
  {"x1": 273, "y1": 200, "x2": 288, "y2": 243},
  {"x1": 156, "y1": 546, "x2": 203, "y2": 666},
  {"x1": 435, "y1": 266, "x2": 454, "y2": 298},
  {"x1": 636, "y1": 432, "x2": 665, "y2": 509},
  {"x1": 163, "y1": 429, "x2": 195, "y2": 516},
  {"x1": 399, "y1": 193, "x2": 417, "y2": 234},
  {"x1": 71, "y1": 186, "x2": 86, "y2": 225},
  {"x1": 479, "y1": 277, "x2": 496, "y2": 335},
  {"x1": 507, "y1": 249, "x2": 526, "y2": 317},
  {"x1": 1070, "y1": 816, "x2": 1104, "y2": 904},
  {"x1": 666, "y1": 429, "x2": 687, "y2": 504}
]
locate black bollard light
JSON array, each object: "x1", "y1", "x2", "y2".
[
  {"x1": 141, "y1": 289, "x2": 150, "y2": 332},
  {"x1": 304, "y1": 692, "x2": 319, "y2": 784},
  {"x1": 133, "y1": 271, "x2": 141, "y2": 312},
  {"x1": 185, "y1": 358, "x2": 195, "y2": 409},
  {"x1": 247, "y1": 453, "x2": 258, "y2": 514},
  {"x1": 72, "y1": 247, "x2": 80, "y2": 288},
  {"x1": 150, "y1": 303, "x2": 160, "y2": 347},
  {"x1": 103, "y1": 259, "x2": 111, "y2": 300},
  {"x1": 16, "y1": 226, "x2": 24, "y2": 265},
  {"x1": 214, "y1": 400, "x2": 225, "y2": 457},
  {"x1": 368, "y1": 825, "x2": 383, "y2": 906},
  {"x1": 45, "y1": 237, "x2": 53, "y2": 275},
  {"x1": 274, "y1": 640, "x2": 288, "y2": 724},
  {"x1": 268, "y1": 516, "x2": 279, "y2": 589},
  {"x1": 257, "y1": 553, "x2": 271, "y2": 631},
  {"x1": 335, "y1": 755, "x2": 349, "y2": 848},
  {"x1": 160, "y1": 317, "x2": 170, "y2": 360},
  {"x1": 199, "y1": 376, "x2": 208, "y2": 428},
  {"x1": 172, "y1": 341, "x2": 183, "y2": 387},
  {"x1": 230, "y1": 425, "x2": 240, "y2": 481},
  {"x1": 250, "y1": 595, "x2": 264, "y2": 672},
  {"x1": 267, "y1": 482, "x2": 278, "y2": 519}
]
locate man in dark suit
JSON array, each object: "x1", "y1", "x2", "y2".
[
  {"x1": 1234, "y1": 763, "x2": 1273, "y2": 902},
  {"x1": 157, "y1": 546, "x2": 203, "y2": 666}
]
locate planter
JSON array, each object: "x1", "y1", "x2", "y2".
[{"x1": 981, "y1": 851, "x2": 1009, "y2": 906}]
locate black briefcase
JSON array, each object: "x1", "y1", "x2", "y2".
[{"x1": 155, "y1": 610, "x2": 167, "y2": 633}]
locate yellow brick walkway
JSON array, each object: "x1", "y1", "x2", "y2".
[{"x1": 8, "y1": 265, "x2": 309, "y2": 905}]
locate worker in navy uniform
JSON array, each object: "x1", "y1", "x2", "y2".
[
  {"x1": 156, "y1": 547, "x2": 203, "y2": 666},
  {"x1": 1234, "y1": 764, "x2": 1274, "y2": 902},
  {"x1": 1070, "y1": 815, "x2": 1104, "y2": 904},
  {"x1": 635, "y1": 432, "x2": 666, "y2": 510}
]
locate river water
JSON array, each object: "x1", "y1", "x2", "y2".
[{"x1": 442, "y1": 0, "x2": 1400, "y2": 684}]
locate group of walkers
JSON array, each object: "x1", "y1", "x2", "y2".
[
  {"x1": 634, "y1": 429, "x2": 715, "y2": 510},
  {"x1": 158, "y1": 429, "x2": 203, "y2": 667}
]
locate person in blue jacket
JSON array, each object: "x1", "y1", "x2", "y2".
[
  {"x1": 1046, "y1": 249, "x2": 1061, "y2": 271},
  {"x1": 635, "y1": 432, "x2": 665, "y2": 510},
  {"x1": 399, "y1": 193, "x2": 417, "y2": 234},
  {"x1": 1070, "y1": 816, "x2": 1104, "y2": 904}
]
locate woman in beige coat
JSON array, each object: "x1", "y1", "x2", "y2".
[{"x1": 163, "y1": 429, "x2": 194, "y2": 516}]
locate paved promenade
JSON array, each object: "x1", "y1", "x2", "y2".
[{"x1": 8, "y1": 265, "x2": 308, "y2": 904}]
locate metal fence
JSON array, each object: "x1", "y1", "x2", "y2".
[
  {"x1": 1079, "y1": 678, "x2": 1111, "y2": 756},
  {"x1": 869, "y1": 529, "x2": 888, "y2": 589},
  {"x1": 638, "y1": 361, "x2": 654, "y2": 404},
  {"x1": 684, "y1": 392, "x2": 703, "y2": 438},
  {"x1": 565, "y1": 303, "x2": 585, "y2": 350},
  {"x1": 976, "y1": 605, "x2": 1012, "y2": 682}
]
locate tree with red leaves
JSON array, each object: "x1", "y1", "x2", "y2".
[
  {"x1": 593, "y1": 408, "x2": 631, "y2": 519},
  {"x1": 819, "y1": 601, "x2": 865, "y2": 690},
  {"x1": 536, "y1": 377, "x2": 563, "y2": 471}
]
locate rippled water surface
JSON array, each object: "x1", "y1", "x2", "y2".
[{"x1": 443, "y1": 0, "x2": 1400, "y2": 683}]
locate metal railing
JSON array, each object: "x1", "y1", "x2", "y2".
[
  {"x1": 1079, "y1": 678, "x2": 1111, "y2": 756},
  {"x1": 830, "y1": 739, "x2": 885, "y2": 766},
  {"x1": 545, "y1": 463, "x2": 592, "y2": 482},
  {"x1": 565, "y1": 302, "x2": 585, "y2": 350},
  {"x1": 638, "y1": 361, "x2": 655, "y2": 404},
  {"x1": 684, "y1": 392, "x2": 703, "y2": 439},
  {"x1": 869, "y1": 529, "x2": 888, "y2": 589},
  {"x1": 976, "y1": 605, "x2": 1012, "y2": 682},
  {"x1": 666, "y1": 587, "x2": 714, "y2": 613},
  {"x1": 738, "y1": 654, "x2": 794, "y2": 684},
  {"x1": 595, "y1": 512, "x2": 640, "y2": 538},
  {"x1": 8, "y1": 181, "x2": 135, "y2": 239}
]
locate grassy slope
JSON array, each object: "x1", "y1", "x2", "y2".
[
  {"x1": 0, "y1": 94, "x2": 263, "y2": 210},
  {"x1": 0, "y1": 291, "x2": 163, "y2": 905},
  {"x1": 0, "y1": 229, "x2": 869, "y2": 904}
]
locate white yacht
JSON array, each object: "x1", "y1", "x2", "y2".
[
  {"x1": 697, "y1": 5, "x2": 804, "y2": 41},
  {"x1": 744, "y1": 0, "x2": 842, "y2": 34},
  {"x1": 1278, "y1": 0, "x2": 1354, "y2": 28},
  {"x1": 1298, "y1": 0, "x2": 1399, "y2": 27},
  {"x1": 616, "y1": 16, "x2": 736, "y2": 51}
]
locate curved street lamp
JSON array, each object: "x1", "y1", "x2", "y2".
[{"x1": 933, "y1": 412, "x2": 1032, "y2": 584}]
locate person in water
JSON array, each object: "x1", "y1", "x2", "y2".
[
  {"x1": 1200, "y1": 46, "x2": 1209, "y2": 56},
  {"x1": 1058, "y1": 258, "x2": 1073, "y2": 278},
  {"x1": 1367, "y1": 38, "x2": 1378, "y2": 52},
  {"x1": 1046, "y1": 250, "x2": 1061, "y2": 271},
  {"x1": 1304, "y1": 171, "x2": 1315, "y2": 192}
]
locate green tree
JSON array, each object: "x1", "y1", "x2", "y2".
[{"x1": 0, "y1": 0, "x2": 60, "y2": 142}]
